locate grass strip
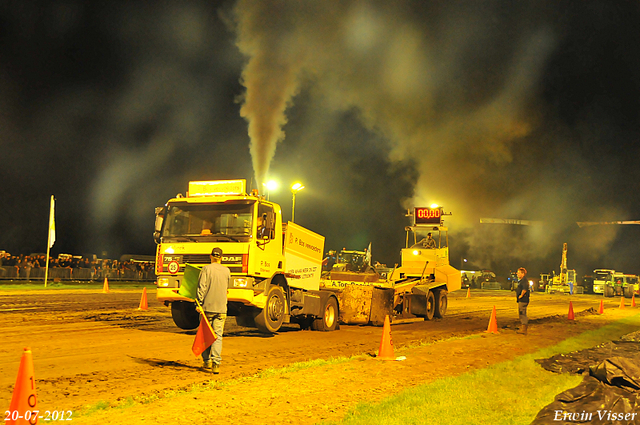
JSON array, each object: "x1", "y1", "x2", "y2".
[{"x1": 325, "y1": 313, "x2": 640, "y2": 425}]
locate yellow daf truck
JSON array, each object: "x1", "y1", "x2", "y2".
[{"x1": 154, "y1": 180, "x2": 337, "y2": 333}]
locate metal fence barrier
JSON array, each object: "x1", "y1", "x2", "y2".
[{"x1": 0, "y1": 267, "x2": 156, "y2": 282}]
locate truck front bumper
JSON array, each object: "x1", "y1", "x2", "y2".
[
  {"x1": 228, "y1": 288, "x2": 267, "y2": 309},
  {"x1": 157, "y1": 287, "x2": 268, "y2": 309},
  {"x1": 156, "y1": 287, "x2": 192, "y2": 304}
]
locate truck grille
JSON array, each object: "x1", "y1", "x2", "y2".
[{"x1": 183, "y1": 254, "x2": 211, "y2": 264}]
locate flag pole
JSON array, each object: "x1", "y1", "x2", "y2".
[
  {"x1": 44, "y1": 195, "x2": 55, "y2": 287},
  {"x1": 194, "y1": 298, "x2": 215, "y2": 333}
]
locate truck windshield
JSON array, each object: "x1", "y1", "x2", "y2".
[
  {"x1": 594, "y1": 271, "x2": 612, "y2": 280},
  {"x1": 412, "y1": 230, "x2": 447, "y2": 248},
  {"x1": 162, "y1": 202, "x2": 253, "y2": 241}
]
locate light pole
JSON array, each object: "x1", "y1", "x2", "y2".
[{"x1": 291, "y1": 182, "x2": 304, "y2": 223}]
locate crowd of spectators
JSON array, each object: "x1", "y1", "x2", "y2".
[{"x1": 0, "y1": 252, "x2": 155, "y2": 280}]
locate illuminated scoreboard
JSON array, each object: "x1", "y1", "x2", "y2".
[{"x1": 414, "y1": 207, "x2": 442, "y2": 225}]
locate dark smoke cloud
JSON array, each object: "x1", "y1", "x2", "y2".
[{"x1": 232, "y1": 0, "x2": 640, "y2": 275}]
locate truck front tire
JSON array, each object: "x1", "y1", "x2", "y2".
[
  {"x1": 255, "y1": 286, "x2": 285, "y2": 333},
  {"x1": 171, "y1": 301, "x2": 200, "y2": 330}
]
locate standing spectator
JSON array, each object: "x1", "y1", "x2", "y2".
[
  {"x1": 516, "y1": 267, "x2": 530, "y2": 335},
  {"x1": 20, "y1": 256, "x2": 33, "y2": 281},
  {"x1": 196, "y1": 247, "x2": 229, "y2": 374}
]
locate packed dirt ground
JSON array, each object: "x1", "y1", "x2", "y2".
[{"x1": 1, "y1": 285, "x2": 638, "y2": 424}]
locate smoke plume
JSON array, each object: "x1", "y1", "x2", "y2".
[{"x1": 231, "y1": 1, "x2": 640, "y2": 274}]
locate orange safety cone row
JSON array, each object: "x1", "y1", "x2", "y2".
[
  {"x1": 619, "y1": 297, "x2": 625, "y2": 309},
  {"x1": 632, "y1": 293, "x2": 637, "y2": 308},
  {"x1": 102, "y1": 277, "x2": 109, "y2": 293},
  {"x1": 7, "y1": 348, "x2": 38, "y2": 425},
  {"x1": 377, "y1": 315, "x2": 395, "y2": 360},
  {"x1": 138, "y1": 287, "x2": 148, "y2": 310},
  {"x1": 598, "y1": 299, "x2": 604, "y2": 314},
  {"x1": 466, "y1": 287, "x2": 471, "y2": 298},
  {"x1": 567, "y1": 301, "x2": 575, "y2": 320},
  {"x1": 485, "y1": 305, "x2": 499, "y2": 334}
]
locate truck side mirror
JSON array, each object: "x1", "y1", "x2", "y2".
[{"x1": 154, "y1": 206, "x2": 165, "y2": 244}]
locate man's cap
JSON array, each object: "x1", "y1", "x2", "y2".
[{"x1": 211, "y1": 247, "x2": 223, "y2": 258}]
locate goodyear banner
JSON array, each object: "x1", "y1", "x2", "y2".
[{"x1": 284, "y1": 222, "x2": 325, "y2": 291}]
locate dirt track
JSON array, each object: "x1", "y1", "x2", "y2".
[{"x1": 0, "y1": 285, "x2": 637, "y2": 424}]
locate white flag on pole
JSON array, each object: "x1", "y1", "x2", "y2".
[
  {"x1": 365, "y1": 242, "x2": 371, "y2": 265},
  {"x1": 48, "y1": 196, "x2": 56, "y2": 248}
]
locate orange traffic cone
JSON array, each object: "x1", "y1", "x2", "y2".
[
  {"x1": 567, "y1": 301, "x2": 575, "y2": 320},
  {"x1": 377, "y1": 315, "x2": 395, "y2": 360},
  {"x1": 485, "y1": 305, "x2": 498, "y2": 334},
  {"x1": 632, "y1": 294, "x2": 636, "y2": 308},
  {"x1": 7, "y1": 348, "x2": 38, "y2": 425},
  {"x1": 102, "y1": 277, "x2": 109, "y2": 293},
  {"x1": 619, "y1": 297, "x2": 625, "y2": 309},
  {"x1": 466, "y1": 287, "x2": 471, "y2": 298},
  {"x1": 138, "y1": 287, "x2": 148, "y2": 310},
  {"x1": 598, "y1": 299, "x2": 604, "y2": 314}
]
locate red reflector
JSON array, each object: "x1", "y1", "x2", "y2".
[
  {"x1": 242, "y1": 254, "x2": 248, "y2": 274},
  {"x1": 157, "y1": 254, "x2": 163, "y2": 273}
]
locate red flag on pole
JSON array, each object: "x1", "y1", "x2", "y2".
[{"x1": 192, "y1": 315, "x2": 216, "y2": 356}]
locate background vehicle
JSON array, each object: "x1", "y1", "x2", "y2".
[
  {"x1": 476, "y1": 270, "x2": 499, "y2": 289},
  {"x1": 609, "y1": 272, "x2": 637, "y2": 298},
  {"x1": 547, "y1": 243, "x2": 579, "y2": 294},
  {"x1": 539, "y1": 273, "x2": 551, "y2": 292},
  {"x1": 506, "y1": 271, "x2": 518, "y2": 291},
  {"x1": 593, "y1": 269, "x2": 615, "y2": 295},
  {"x1": 581, "y1": 275, "x2": 594, "y2": 294},
  {"x1": 622, "y1": 274, "x2": 638, "y2": 298},
  {"x1": 331, "y1": 249, "x2": 371, "y2": 273}
]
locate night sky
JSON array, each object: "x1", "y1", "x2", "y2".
[{"x1": 2, "y1": 1, "x2": 640, "y2": 280}]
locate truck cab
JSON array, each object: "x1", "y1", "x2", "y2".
[{"x1": 593, "y1": 269, "x2": 615, "y2": 295}]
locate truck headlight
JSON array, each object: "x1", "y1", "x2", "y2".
[
  {"x1": 157, "y1": 277, "x2": 169, "y2": 287},
  {"x1": 233, "y1": 278, "x2": 249, "y2": 288}
]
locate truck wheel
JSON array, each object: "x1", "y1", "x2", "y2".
[
  {"x1": 434, "y1": 290, "x2": 448, "y2": 318},
  {"x1": 255, "y1": 286, "x2": 285, "y2": 333},
  {"x1": 604, "y1": 285, "x2": 613, "y2": 297},
  {"x1": 624, "y1": 286, "x2": 633, "y2": 298},
  {"x1": 312, "y1": 297, "x2": 338, "y2": 331},
  {"x1": 424, "y1": 291, "x2": 435, "y2": 321},
  {"x1": 171, "y1": 301, "x2": 200, "y2": 330}
]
